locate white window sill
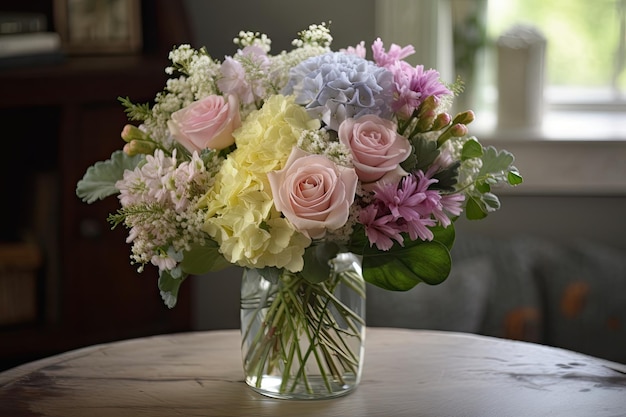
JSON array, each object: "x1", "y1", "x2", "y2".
[{"x1": 470, "y1": 111, "x2": 626, "y2": 196}]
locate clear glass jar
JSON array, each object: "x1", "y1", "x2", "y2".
[{"x1": 240, "y1": 252, "x2": 366, "y2": 399}]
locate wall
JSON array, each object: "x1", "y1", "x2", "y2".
[
  {"x1": 457, "y1": 195, "x2": 626, "y2": 251},
  {"x1": 457, "y1": 137, "x2": 626, "y2": 251},
  {"x1": 184, "y1": 0, "x2": 376, "y2": 57}
]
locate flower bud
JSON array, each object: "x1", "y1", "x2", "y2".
[
  {"x1": 450, "y1": 123, "x2": 468, "y2": 137},
  {"x1": 436, "y1": 123, "x2": 468, "y2": 147},
  {"x1": 121, "y1": 124, "x2": 150, "y2": 143},
  {"x1": 431, "y1": 113, "x2": 452, "y2": 131},
  {"x1": 415, "y1": 110, "x2": 436, "y2": 132},
  {"x1": 452, "y1": 110, "x2": 475, "y2": 126},
  {"x1": 124, "y1": 139, "x2": 155, "y2": 156},
  {"x1": 417, "y1": 95, "x2": 439, "y2": 118}
]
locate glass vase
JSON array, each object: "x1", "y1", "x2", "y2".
[{"x1": 240, "y1": 252, "x2": 366, "y2": 400}]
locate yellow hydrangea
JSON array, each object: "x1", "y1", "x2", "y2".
[{"x1": 202, "y1": 95, "x2": 319, "y2": 271}]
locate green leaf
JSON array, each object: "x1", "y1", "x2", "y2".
[
  {"x1": 430, "y1": 224, "x2": 456, "y2": 250},
  {"x1": 402, "y1": 136, "x2": 440, "y2": 172},
  {"x1": 461, "y1": 144, "x2": 521, "y2": 221},
  {"x1": 257, "y1": 267, "x2": 283, "y2": 285},
  {"x1": 76, "y1": 150, "x2": 143, "y2": 204},
  {"x1": 508, "y1": 168, "x2": 523, "y2": 185},
  {"x1": 362, "y1": 239, "x2": 451, "y2": 291},
  {"x1": 347, "y1": 224, "x2": 370, "y2": 255},
  {"x1": 432, "y1": 161, "x2": 460, "y2": 191},
  {"x1": 118, "y1": 96, "x2": 152, "y2": 122},
  {"x1": 180, "y1": 241, "x2": 231, "y2": 275},
  {"x1": 461, "y1": 138, "x2": 483, "y2": 160},
  {"x1": 482, "y1": 192, "x2": 501, "y2": 211},
  {"x1": 158, "y1": 270, "x2": 187, "y2": 309},
  {"x1": 400, "y1": 152, "x2": 418, "y2": 173},
  {"x1": 465, "y1": 195, "x2": 488, "y2": 220},
  {"x1": 301, "y1": 241, "x2": 340, "y2": 283},
  {"x1": 465, "y1": 191, "x2": 500, "y2": 220},
  {"x1": 475, "y1": 181, "x2": 491, "y2": 193},
  {"x1": 478, "y1": 146, "x2": 515, "y2": 178}
]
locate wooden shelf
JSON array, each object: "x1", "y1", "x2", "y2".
[
  {"x1": 0, "y1": 55, "x2": 169, "y2": 107},
  {"x1": 0, "y1": 1, "x2": 195, "y2": 371}
]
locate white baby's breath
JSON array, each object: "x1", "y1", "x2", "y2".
[
  {"x1": 234, "y1": 31, "x2": 272, "y2": 53},
  {"x1": 291, "y1": 22, "x2": 333, "y2": 48},
  {"x1": 297, "y1": 129, "x2": 352, "y2": 167}
]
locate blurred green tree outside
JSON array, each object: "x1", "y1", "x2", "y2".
[{"x1": 488, "y1": 0, "x2": 624, "y2": 91}]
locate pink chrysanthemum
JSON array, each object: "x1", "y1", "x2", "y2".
[
  {"x1": 370, "y1": 38, "x2": 452, "y2": 119},
  {"x1": 358, "y1": 205, "x2": 403, "y2": 251},
  {"x1": 342, "y1": 41, "x2": 367, "y2": 59},
  {"x1": 358, "y1": 170, "x2": 466, "y2": 250},
  {"x1": 389, "y1": 61, "x2": 452, "y2": 118},
  {"x1": 436, "y1": 193, "x2": 465, "y2": 227},
  {"x1": 371, "y1": 38, "x2": 415, "y2": 68},
  {"x1": 359, "y1": 172, "x2": 449, "y2": 250}
]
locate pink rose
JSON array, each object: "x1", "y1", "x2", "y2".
[
  {"x1": 338, "y1": 114, "x2": 411, "y2": 189},
  {"x1": 267, "y1": 147, "x2": 358, "y2": 239},
  {"x1": 168, "y1": 94, "x2": 240, "y2": 152}
]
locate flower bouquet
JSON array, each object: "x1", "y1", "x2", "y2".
[{"x1": 77, "y1": 23, "x2": 521, "y2": 399}]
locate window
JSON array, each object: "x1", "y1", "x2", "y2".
[
  {"x1": 485, "y1": 0, "x2": 625, "y2": 109},
  {"x1": 377, "y1": 0, "x2": 626, "y2": 193},
  {"x1": 453, "y1": 0, "x2": 626, "y2": 141}
]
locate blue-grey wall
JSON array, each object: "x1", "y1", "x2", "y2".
[{"x1": 185, "y1": 0, "x2": 376, "y2": 58}]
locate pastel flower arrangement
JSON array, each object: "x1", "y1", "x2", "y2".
[{"x1": 76, "y1": 23, "x2": 522, "y2": 308}]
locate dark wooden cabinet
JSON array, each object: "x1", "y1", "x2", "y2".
[{"x1": 0, "y1": 2, "x2": 194, "y2": 370}]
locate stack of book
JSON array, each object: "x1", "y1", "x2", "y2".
[{"x1": 0, "y1": 12, "x2": 64, "y2": 69}]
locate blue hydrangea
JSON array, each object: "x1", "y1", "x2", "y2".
[{"x1": 283, "y1": 52, "x2": 394, "y2": 131}]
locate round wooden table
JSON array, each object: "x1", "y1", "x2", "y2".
[{"x1": 1, "y1": 328, "x2": 625, "y2": 416}]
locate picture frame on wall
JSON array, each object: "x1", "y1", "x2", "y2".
[{"x1": 53, "y1": 0, "x2": 142, "y2": 55}]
